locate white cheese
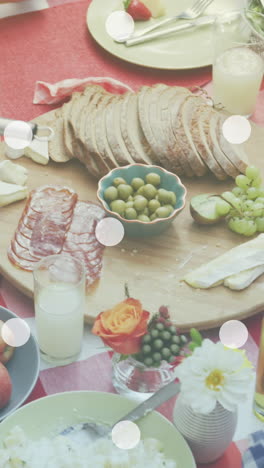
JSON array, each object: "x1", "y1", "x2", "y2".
[
  {"x1": 24, "y1": 139, "x2": 49, "y2": 165},
  {"x1": 142, "y1": 0, "x2": 166, "y2": 17},
  {"x1": 0, "y1": 181, "x2": 28, "y2": 207},
  {"x1": 184, "y1": 234, "x2": 264, "y2": 288},
  {"x1": 224, "y1": 265, "x2": 264, "y2": 290},
  {"x1": 0, "y1": 160, "x2": 28, "y2": 186}
]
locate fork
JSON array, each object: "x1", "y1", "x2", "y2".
[{"x1": 131, "y1": 0, "x2": 215, "y2": 39}]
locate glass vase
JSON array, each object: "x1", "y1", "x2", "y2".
[{"x1": 112, "y1": 352, "x2": 176, "y2": 402}]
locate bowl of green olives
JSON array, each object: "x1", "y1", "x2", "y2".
[{"x1": 97, "y1": 164, "x2": 187, "y2": 237}]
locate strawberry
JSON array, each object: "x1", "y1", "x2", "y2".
[{"x1": 124, "y1": 0, "x2": 152, "y2": 21}]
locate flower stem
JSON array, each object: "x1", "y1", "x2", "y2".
[{"x1": 125, "y1": 283, "x2": 130, "y2": 298}]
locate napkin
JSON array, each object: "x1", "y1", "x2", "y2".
[
  {"x1": 242, "y1": 431, "x2": 264, "y2": 467},
  {"x1": 33, "y1": 77, "x2": 133, "y2": 105}
]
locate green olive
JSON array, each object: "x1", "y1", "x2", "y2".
[
  {"x1": 145, "y1": 172, "x2": 161, "y2": 187},
  {"x1": 117, "y1": 184, "x2": 133, "y2": 201},
  {"x1": 113, "y1": 177, "x2": 127, "y2": 187},
  {"x1": 125, "y1": 208, "x2": 137, "y2": 220},
  {"x1": 157, "y1": 188, "x2": 173, "y2": 204},
  {"x1": 126, "y1": 201, "x2": 134, "y2": 209},
  {"x1": 143, "y1": 207, "x2": 149, "y2": 216},
  {"x1": 168, "y1": 191, "x2": 177, "y2": 206},
  {"x1": 131, "y1": 177, "x2": 145, "y2": 191},
  {"x1": 163, "y1": 204, "x2": 174, "y2": 215},
  {"x1": 110, "y1": 199, "x2": 126, "y2": 215},
  {"x1": 104, "y1": 186, "x2": 118, "y2": 202},
  {"x1": 137, "y1": 214, "x2": 150, "y2": 222},
  {"x1": 134, "y1": 196, "x2": 148, "y2": 212},
  {"x1": 136, "y1": 186, "x2": 145, "y2": 196},
  {"x1": 127, "y1": 195, "x2": 134, "y2": 202},
  {"x1": 148, "y1": 199, "x2": 160, "y2": 213},
  {"x1": 150, "y1": 213, "x2": 157, "y2": 221},
  {"x1": 142, "y1": 184, "x2": 157, "y2": 200},
  {"x1": 156, "y1": 206, "x2": 171, "y2": 218}
]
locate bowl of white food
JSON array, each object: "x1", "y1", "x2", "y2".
[{"x1": 0, "y1": 391, "x2": 196, "y2": 468}]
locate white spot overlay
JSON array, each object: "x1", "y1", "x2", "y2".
[
  {"x1": 95, "y1": 217, "x2": 124, "y2": 246},
  {"x1": 4, "y1": 120, "x2": 33, "y2": 150},
  {"x1": 112, "y1": 420, "x2": 141, "y2": 450},
  {"x1": 105, "y1": 11, "x2": 134, "y2": 42},
  {"x1": 222, "y1": 115, "x2": 251, "y2": 145},
  {"x1": 1, "y1": 318, "x2": 31, "y2": 347},
  {"x1": 219, "y1": 320, "x2": 248, "y2": 349}
]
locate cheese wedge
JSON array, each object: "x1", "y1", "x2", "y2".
[
  {"x1": 184, "y1": 234, "x2": 264, "y2": 289},
  {"x1": 24, "y1": 139, "x2": 49, "y2": 165},
  {"x1": 0, "y1": 181, "x2": 28, "y2": 207},
  {"x1": 0, "y1": 160, "x2": 28, "y2": 186},
  {"x1": 224, "y1": 265, "x2": 264, "y2": 290}
]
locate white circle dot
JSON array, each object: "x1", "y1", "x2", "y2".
[
  {"x1": 112, "y1": 421, "x2": 141, "y2": 450},
  {"x1": 222, "y1": 115, "x2": 251, "y2": 145},
  {"x1": 1, "y1": 318, "x2": 31, "y2": 347},
  {"x1": 219, "y1": 320, "x2": 248, "y2": 349},
  {"x1": 4, "y1": 121, "x2": 33, "y2": 150},
  {"x1": 105, "y1": 11, "x2": 134, "y2": 42},
  {"x1": 96, "y1": 218, "x2": 124, "y2": 246}
]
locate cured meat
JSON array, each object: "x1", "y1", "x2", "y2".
[{"x1": 8, "y1": 188, "x2": 106, "y2": 289}]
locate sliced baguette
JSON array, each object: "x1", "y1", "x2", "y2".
[
  {"x1": 62, "y1": 91, "x2": 81, "y2": 157},
  {"x1": 217, "y1": 113, "x2": 249, "y2": 174},
  {"x1": 48, "y1": 109, "x2": 72, "y2": 163},
  {"x1": 94, "y1": 94, "x2": 119, "y2": 170}
]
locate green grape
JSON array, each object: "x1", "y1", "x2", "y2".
[
  {"x1": 171, "y1": 335, "x2": 180, "y2": 345},
  {"x1": 221, "y1": 191, "x2": 238, "y2": 206},
  {"x1": 110, "y1": 199, "x2": 126, "y2": 215},
  {"x1": 252, "y1": 203, "x2": 263, "y2": 217},
  {"x1": 252, "y1": 176, "x2": 262, "y2": 188},
  {"x1": 148, "y1": 199, "x2": 160, "y2": 213},
  {"x1": 144, "y1": 357, "x2": 153, "y2": 367},
  {"x1": 125, "y1": 208, "x2": 137, "y2": 220},
  {"x1": 156, "y1": 206, "x2": 171, "y2": 218},
  {"x1": 247, "y1": 187, "x2": 259, "y2": 200},
  {"x1": 232, "y1": 187, "x2": 244, "y2": 197},
  {"x1": 142, "y1": 184, "x2": 157, "y2": 200},
  {"x1": 258, "y1": 188, "x2": 264, "y2": 198},
  {"x1": 170, "y1": 344, "x2": 180, "y2": 355},
  {"x1": 150, "y1": 329, "x2": 159, "y2": 339},
  {"x1": 142, "y1": 344, "x2": 152, "y2": 355},
  {"x1": 168, "y1": 325, "x2": 177, "y2": 335},
  {"x1": 256, "y1": 217, "x2": 264, "y2": 232},
  {"x1": 126, "y1": 201, "x2": 134, "y2": 209},
  {"x1": 228, "y1": 217, "x2": 247, "y2": 235},
  {"x1": 157, "y1": 189, "x2": 172, "y2": 204},
  {"x1": 216, "y1": 199, "x2": 231, "y2": 216},
  {"x1": 243, "y1": 200, "x2": 254, "y2": 210},
  {"x1": 153, "y1": 352, "x2": 162, "y2": 362},
  {"x1": 180, "y1": 335, "x2": 188, "y2": 345},
  {"x1": 256, "y1": 197, "x2": 264, "y2": 205},
  {"x1": 235, "y1": 175, "x2": 250, "y2": 189},
  {"x1": 134, "y1": 196, "x2": 148, "y2": 212},
  {"x1": 145, "y1": 172, "x2": 161, "y2": 187},
  {"x1": 153, "y1": 339, "x2": 163, "y2": 350},
  {"x1": 113, "y1": 177, "x2": 127, "y2": 187},
  {"x1": 245, "y1": 166, "x2": 260, "y2": 180},
  {"x1": 118, "y1": 184, "x2": 133, "y2": 201},
  {"x1": 243, "y1": 220, "x2": 257, "y2": 237},
  {"x1": 131, "y1": 178, "x2": 144, "y2": 191},
  {"x1": 161, "y1": 331, "x2": 171, "y2": 341},
  {"x1": 156, "y1": 323, "x2": 165, "y2": 331},
  {"x1": 161, "y1": 348, "x2": 171, "y2": 359},
  {"x1": 104, "y1": 186, "x2": 118, "y2": 202},
  {"x1": 142, "y1": 334, "x2": 151, "y2": 344}
]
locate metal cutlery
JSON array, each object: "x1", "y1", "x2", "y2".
[
  {"x1": 0, "y1": 117, "x2": 54, "y2": 142},
  {"x1": 125, "y1": 15, "x2": 215, "y2": 47},
  {"x1": 61, "y1": 379, "x2": 181, "y2": 443},
  {"x1": 122, "y1": 0, "x2": 215, "y2": 41}
]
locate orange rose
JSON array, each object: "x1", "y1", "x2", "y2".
[{"x1": 92, "y1": 298, "x2": 150, "y2": 354}]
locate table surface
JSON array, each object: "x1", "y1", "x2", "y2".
[{"x1": 1, "y1": 1, "x2": 264, "y2": 467}]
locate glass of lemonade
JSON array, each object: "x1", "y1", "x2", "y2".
[
  {"x1": 33, "y1": 254, "x2": 85, "y2": 366},
  {"x1": 213, "y1": 10, "x2": 264, "y2": 116}
]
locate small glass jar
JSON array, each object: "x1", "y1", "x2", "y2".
[{"x1": 112, "y1": 352, "x2": 176, "y2": 402}]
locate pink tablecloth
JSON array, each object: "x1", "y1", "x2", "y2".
[{"x1": 0, "y1": 2, "x2": 264, "y2": 467}]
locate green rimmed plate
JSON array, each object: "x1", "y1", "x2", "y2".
[
  {"x1": 87, "y1": 0, "x2": 241, "y2": 70},
  {"x1": 0, "y1": 391, "x2": 196, "y2": 466}
]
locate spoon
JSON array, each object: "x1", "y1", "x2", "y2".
[{"x1": 60, "y1": 380, "x2": 180, "y2": 444}]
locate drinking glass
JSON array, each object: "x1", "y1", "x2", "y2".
[
  {"x1": 254, "y1": 315, "x2": 264, "y2": 421},
  {"x1": 212, "y1": 10, "x2": 264, "y2": 116},
  {"x1": 33, "y1": 254, "x2": 85, "y2": 366}
]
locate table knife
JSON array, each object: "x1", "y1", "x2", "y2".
[{"x1": 125, "y1": 15, "x2": 215, "y2": 47}]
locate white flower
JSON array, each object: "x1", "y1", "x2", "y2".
[{"x1": 174, "y1": 339, "x2": 254, "y2": 414}]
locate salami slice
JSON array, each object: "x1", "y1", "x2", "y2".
[
  {"x1": 69, "y1": 201, "x2": 105, "y2": 234},
  {"x1": 30, "y1": 185, "x2": 77, "y2": 213},
  {"x1": 30, "y1": 212, "x2": 72, "y2": 257},
  {"x1": 11, "y1": 240, "x2": 41, "y2": 262},
  {"x1": 7, "y1": 247, "x2": 36, "y2": 272}
]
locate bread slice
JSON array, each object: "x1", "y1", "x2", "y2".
[
  {"x1": 209, "y1": 111, "x2": 240, "y2": 178},
  {"x1": 197, "y1": 107, "x2": 228, "y2": 180},
  {"x1": 94, "y1": 94, "x2": 119, "y2": 170},
  {"x1": 48, "y1": 109, "x2": 72, "y2": 163},
  {"x1": 137, "y1": 84, "x2": 167, "y2": 165},
  {"x1": 177, "y1": 95, "x2": 208, "y2": 177},
  {"x1": 62, "y1": 91, "x2": 81, "y2": 157},
  {"x1": 216, "y1": 114, "x2": 249, "y2": 174},
  {"x1": 105, "y1": 95, "x2": 134, "y2": 166},
  {"x1": 150, "y1": 86, "x2": 190, "y2": 175},
  {"x1": 120, "y1": 92, "x2": 152, "y2": 165}
]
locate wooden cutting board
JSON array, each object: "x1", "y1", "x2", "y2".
[{"x1": 1, "y1": 111, "x2": 264, "y2": 331}]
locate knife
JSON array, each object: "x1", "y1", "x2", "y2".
[
  {"x1": 125, "y1": 15, "x2": 215, "y2": 47},
  {"x1": 0, "y1": 117, "x2": 54, "y2": 142}
]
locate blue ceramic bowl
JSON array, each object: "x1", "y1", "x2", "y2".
[
  {"x1": 97, "y1": 164, "x2": 187, "y2": 237},
  {"x1": 0, "y1": 306, "x2": 40, "y2": 422}
]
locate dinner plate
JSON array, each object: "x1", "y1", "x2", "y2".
[
  {"x1": 0, "y1": 390, "x2": 196, "y2": 467},
  {"x1": 0, "y1": 306, "x2": 40, "y2": 422},
  {"x1": 87, "y1": 0, "x2": 241, "y2": 70}
]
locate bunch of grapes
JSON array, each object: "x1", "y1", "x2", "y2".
[
  {"x1": 134, "y1": 306, "x2": 188, "y2": 367},
  {"x1": 218, "y1": 166, "x2": 264, "y2": 236}
]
